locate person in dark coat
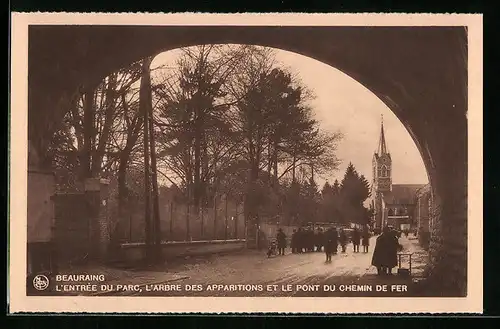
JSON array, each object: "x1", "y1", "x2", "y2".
[
  {"x1": 351, "y1": 228, "x2": 361, "y2": 253},
  {"x1": 325, "y1": 227, "x2": 338, "y2": 258},
  {"x1": 303, "y1": 228, "x2": 309, "y2": 252},
  {"x1": 371, "y1": 226, "x2": 402, "y2": 275},
  {"x1": 339, "y1": 229, "x2": 348, "y2": 253},
  {"x1": 303, "y1": 228, "x2": 310, "y2": 252},
  {"x1": 297, "y1": 228, "x2": 304, "y2": 253},
  {"x1": 315, "y1": 228, "x2": 324, "y2": 252},
  {"x1": 291, "y1": 229, "x2": 298, "y2": 253},
  {"x1": 324, "y1": 228, "x2": 338, "y2": 262},
  {"x1": 307, "y1": 228, "x2": 315, "y2": 252},
  {"x1": 276, "y1": 228, "x2": 287, "y2": 255},
  {"x1": 362, "y1": 228, "x2": 370, "y2": 253},
  {"x1": 331, "y1": 228, "x2": 339, "y2": 254}
]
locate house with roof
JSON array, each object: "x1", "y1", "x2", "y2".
[{"x1": 369, "y1": 116, "x2": 426, "y2": 231}]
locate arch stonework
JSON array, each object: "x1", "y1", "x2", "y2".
[{"x1": 28, "y1": 25, "x2": 468, "y2": 296}]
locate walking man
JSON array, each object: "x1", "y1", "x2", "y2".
[
  {"x1": 277, "y1": 228, "x2": 287, "y2": 256},
  {"x1": 324, "y1": 228, "x2": 337, "y2": 263},
  {"x1": 339, "y1": 228, "x2": 348, "y2": 253},
  {"x1": 362, "y1": 227, "x2": 370, "y2": 253},
  {"x1": 371, "y1": 226, "x2": 402, "y2": 275},
  {"x1": 352, "y1": 227, "x2": 361, "y2": 253},
  {"x1": 291, "y1": 229, "x2": 297, "y2": 253}
]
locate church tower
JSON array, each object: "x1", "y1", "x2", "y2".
[
  {"x1": 371, "y1": 115, "x2": 392, "y2": 229},
  {"x1": 372, "y1": 115, "x2": 392, "y2": 193}
]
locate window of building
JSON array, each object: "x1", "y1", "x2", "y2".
[{"x1": 381, "y1": 165, "x2": 387, "y2": 177}]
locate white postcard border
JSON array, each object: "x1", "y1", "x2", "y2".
[{"x1": 9, "y1": 12, "x2": 483, "y2": 313}]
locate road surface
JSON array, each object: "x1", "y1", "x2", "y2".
[{"x1": 107, "y1": 236, "x2": 423, "y2": 297}]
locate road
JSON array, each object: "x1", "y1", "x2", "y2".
[{"x1": 112, "y1": 236, "x2": 422, "y2": 297}]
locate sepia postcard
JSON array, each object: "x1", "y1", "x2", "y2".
[{"x1": 9, "y1": 12, "x2": 483, "y2": 313}]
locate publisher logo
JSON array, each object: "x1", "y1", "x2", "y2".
[{"x1": 33, "y1": 274, "x2": 50, "y2": 291}]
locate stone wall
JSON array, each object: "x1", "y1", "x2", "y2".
[
  {"x1": 52, "y1": 178, "x2": 111, "y2": 267},
  {"x1": 118, "y1": 239, "x2": 246, "y2": 263},
  {"x1": 53, "y1": 193, "x2": 90, "y2": 265},
  {"x1": 426, "y1": 187, "x2": 467, "y2": 297},
  {"x1": 415, "y1": 186, "x2": 432, "y2": 250}
]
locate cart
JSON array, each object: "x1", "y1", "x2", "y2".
[
  {"x1": 267, "y1": 239, "x2": 278, "y2": 258},
  {"x1": 396, "y1": 252, "x2": 414, "y2": 277}
]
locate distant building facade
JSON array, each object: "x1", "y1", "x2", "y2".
[{"x1": 370, "y1": 117, "x2": 426, "y2": 231}]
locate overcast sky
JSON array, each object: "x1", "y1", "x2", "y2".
[{"x1": 151, "y1": 47, "x2": 428, "y2": 188}]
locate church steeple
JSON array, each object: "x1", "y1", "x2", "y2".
[
  {"x1": 371, "y1": 114, "x2": 393, "y2": 229},
  {"x1": 377, "y1": 114, "x2": 388, "y2": 155},
  {"x1": 372, "y1": 114, "x2": 392, "y2": 193}
]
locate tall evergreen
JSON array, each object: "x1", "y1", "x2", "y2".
[{"x1": 338, "y1": 162, "x2": 372, "y2": 224}]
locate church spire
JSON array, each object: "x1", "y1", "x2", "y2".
[{"x1": 377, "y1": 114, "x2": 388, "y2": 155}]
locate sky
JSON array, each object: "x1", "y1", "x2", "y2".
[{"x1": 150, "y1": 46, "x2": 429, "y2": 188}]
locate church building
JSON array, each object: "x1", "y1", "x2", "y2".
[{"x1": 370, "y1": 116, "x2": 426, "y2": 231}]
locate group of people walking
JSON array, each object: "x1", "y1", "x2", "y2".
[
  {"x1": 275, "y1": 226, "x2": 371, "y2": 261},
  {"x1": 322, "y1": 227, "x2": 370, "y2": 263},
  {"x1": 274, "y1": 224, "x2": 405, "y2": 276}
]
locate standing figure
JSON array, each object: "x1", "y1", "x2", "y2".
[
  {"x1": 308, "y1": 228, "x2": 315, "y2": 252},
  {"x1": 362, "y1": 228, "x2": 370, "y2": 253},
  {"x1": 303, "y1": 228, "x2": 310, "y2": 252},
  {"x1": 371, "y1": 226, "x2": 402, "y2": 275},
  {"x1": 339, "y1": 229, "x2": 348, "y2": 253},
  {"x1": 276, "y1": 228, "x2": 287, "y2": 256},
  {"x1": 297, "y1": 228, "x2": 304, "y2": 253},
  {"x1": 315, "y1": 228, "x2": 324, "y2": 252},
  {"x1": 291, "y1": 229, "x2": 298, "y2": 253},
  {"x1": 331, "y1": 227, "x2": 339, "y2": 255},
  {"x1": 324, "y1": 228, "x2": 337, "y2": 262},
  {"x1": 351, "y1": 227, "x2": 361, "y2": 253}
]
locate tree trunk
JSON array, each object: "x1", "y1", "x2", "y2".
[
  {"x1": 116, "y1": 153, "x2": 129, "y2": 243},
  {"x1": 225, "y1": 195, "x2": 228, "y2": 240},
  {"x1": 92, "y1": 74, "x2": 116, "y2": 176},
  {"x1": 140, "y1": 58, "x2": 153, "y2": 262},
  {"x1": 169, "y1": 201, "x2": 174, "y2": 239},
  {"x1": 146, "y1": 67, "x2": 162, "y2": 259},
  {"x1": 202, "y1": 135, "x2": 209, "y2": 205},
  {"x1": 193, "y1": 111, "x2": 202, "y2": 209},
  {"x1": 186, "y1": 203, "x2": 191, "y2": 241},
  {"x1": 267, "y1": 139, "x2": 272, "y2": 184},
  {"x1": 244, "y1": 161, "x2": 261, "y2": 249},
  {"x1": 82, "y1": 86, "x2": 95, "y2": 180},
  {"x1": 273, "y1": 139, "x2": 279, "y2": 184},
  {"x1": 213, "y1": 193, "x2": 217, "y2": 239},
  {"x1": 234, "y1": 205, "x2": 238, "y2": 239},
  {"x1": 116, "y1": 112, "x2": 142, "y2": 245}
]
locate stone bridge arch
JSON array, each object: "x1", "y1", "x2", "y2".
[{"x1": 28, "y1": 25, "x2": 468, "y2": 296}]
